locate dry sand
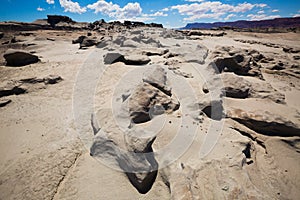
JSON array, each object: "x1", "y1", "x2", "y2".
[{"x1": 0, "y1": 28, "x2": 299, "y2": 199}]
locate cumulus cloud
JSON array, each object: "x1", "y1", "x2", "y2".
[
  {"x1": 46, "y1": 0, "x2": 55, "y2": 4},
  {"x1": 224, "y1": 14, "x2": 236, "y2": 21},
  {"x1": 272, "y1": 9, "x2": 279, "y2": 13},
  {"x1": 293, "y1": 14, "x2": 300, "y2": 18},
  {"x1": 247, "y1": 14, "x2": 281, "y2": 21},
  {"x1": 59, "y1": 0, "x2": 86, "y2": 14},
  {"x1": 87, "y1": 1, "x2": 142, "y2": 19},
  {"x1": 171, "y1": 1, "x2": 268, "y2": 21},
  {"x1": 162, "y1": 8, "x2": 169, "y2": 12},
  {"x1": 37, "y1": 6, "x2": 45, "y2": 11}
]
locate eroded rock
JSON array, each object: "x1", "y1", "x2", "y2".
[
  {"x1": 128, "y1": 82, "x2": 179, "y2": 123},
  {"x1": 227, "y1": 109, "x2": 300, "y2": 137},
  {"x1": 4, "y1": 49, "x2": 39, "y2": 66}
]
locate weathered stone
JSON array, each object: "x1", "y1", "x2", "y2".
[
  {"x1": 103, "y1": 52, "x2": 125, "y2": 64},
  {"x1": 128, "y1": 82, "x2": 179, "y2": 123},
  {"x1": 4, "y1": 49, "x2": 39, "y2": 66},
  {"x1": 124, "y1": 55, "x2": 150, "y2": 65}
]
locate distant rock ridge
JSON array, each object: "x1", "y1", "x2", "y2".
[
  {"x1": 0, "y1": 15, "x2": 163, "y2": 31},
  {"x1": 183, "y1": 17, "x2": 300, "y2": 30}
]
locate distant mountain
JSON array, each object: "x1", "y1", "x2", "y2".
[{"x1": 183, "y1": 17, "x2": 300, "y2": 29}]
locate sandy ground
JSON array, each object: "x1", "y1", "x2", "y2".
[{"x1": 0, "y1": 28, "x2": 299, "y2": 199}]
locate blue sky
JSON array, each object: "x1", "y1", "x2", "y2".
[{"x1": 1, "y1": 0, "x2": 300, "y2": 28}]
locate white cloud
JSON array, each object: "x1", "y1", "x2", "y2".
[
  {"x1": 293, "y1": 14, "x2": 300, "y2": 18},
  {"x1": 113, "y1": 16, "x2": 154, "y2": 23},
  {"x1": 171, "y1": 1, "x2": 268, "y2": 21},
  {"x1": 59, "y1": 0, "x2": 86, "y2": 14},
  {"x1": 162, "y1": 8, "x2": 169, "y2": 12},
  {"x1": 87, "y1": 1, "x2": 142, "y2": 19},
  {"x1": 46, "y1": 0, "x2": 55, "y2": 4},
  {"x1": 144, "y1": 11, "x2": 168, "y2": 17},
  {"x1": 257, "y1": 10, "x2": 264, "y2": 14},
  {"x1": 272, "y1": 9, "x2": 279, "y2": 13},
  {"x1": 87, "y1": 1, "x2": 120, "y2": 17},
  {"x1": 224, "y1": 14, "x2": 236, "y2": 21},
  {"x1": 247, "y1": 14, "x2": 281, "y2": 21},
  {"x1": 121, "y1": 2, "x2": 142, "y2": 18},
  {"x1": 256, "y1": 3, "x2": 267, "y2": 8},
  {"x1": 37, "y1": 6, "x2": 45, "y2": 11}
]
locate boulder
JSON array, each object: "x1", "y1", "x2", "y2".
[
  {"x1": 103, "y1": 52, "x2": 125, "y2": 64},
  {"x1": 211, "y1": 46, "x2": 262, "y2": 77},
  {"x1": 80, "y1": 37, "x2": 99, "y2": 49},
  {"x1": 4, "y1": 49, "x2": 39, "y2": 66},
  {"x1": 124, "y1": 55, "x2": 150, "y2": 65},
  {"x1": 222, "y1": 73, "x2": 251, "y2": 98},
  {"x1": 142, "y1": 66, "x2": 171, "y2": 96},
  {"x1": 72, "y1": 35, "x2": 86, "y2": 44}
]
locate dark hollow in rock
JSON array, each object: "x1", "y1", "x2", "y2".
[
  {"x1": 214, "y1": 55, "x2": 251, "y2": 75},
  {"x1": 233, "y1": 118, "x2": 300, "y2": 137},
  {"x1": 201, "y1": 100, "x2": 224, "y2": 121},
  {"x1": 4, "y1": 49, "x2": 39, "y2": 66},
  {"x1": 242, "y1": 143, "x2": 252, "y2": 159},
  {"x1": 225, "y1": 87, "x2": 249, "y2": 98}
]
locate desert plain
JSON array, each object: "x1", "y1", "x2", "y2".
[{"x1": 0, "y1": 18, "x2": 300, "y2": 200}]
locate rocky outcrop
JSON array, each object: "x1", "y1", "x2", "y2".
[
  {"x1": 227, "y1": 109, "x2": 300, "y2": 137},
  {"x1": 103, "y1": 52, "x2": 150, "y2": 65},
  {"x1": 4, "y1": 49, "x2": 39, "y2": 66},
  {"x1": 47, "y1": 15, "x2": 74, "y2": 28},
  {"x1": 72, "y1": 35, "x2": 102, "y2": 49},
  {"x1": 203, "y1": 73, "x2": 285, "y2": 103},
  {"x1": 128, "y1": 82, "x2": 179, "y2": 123},
  {"x1": 211, "y1": 47, "x2": 262, "y2": 77},
  {"x1": 80, "y1": 37, "x2": 100, "y2": 49},
  {"x1": 129, "y1": 67, "x2": 179, "y2": 123}
]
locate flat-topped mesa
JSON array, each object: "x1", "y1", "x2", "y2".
[{"x1": 47, "y1": 15, "x2": 75, "y2": 28}]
